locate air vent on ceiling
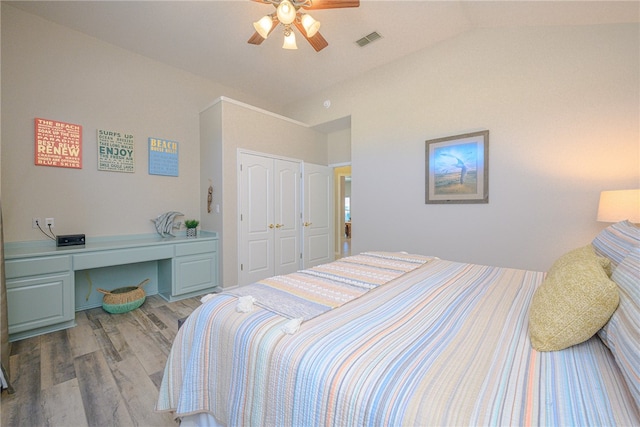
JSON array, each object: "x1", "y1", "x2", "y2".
[{"x1": 356, "y1": 31, "x2": 382, "y2": 47}]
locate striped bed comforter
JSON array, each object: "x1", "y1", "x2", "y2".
[{"x1": 157, "y1": 256, "x2": 640, "y2": 426}]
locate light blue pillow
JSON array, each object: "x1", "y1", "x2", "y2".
[
  {"x1": 592, "y1": 220, "x2": 640, "y2": 268},
  {"x1": 598, "y1": 245, "x2": 640, "y2": 407}
]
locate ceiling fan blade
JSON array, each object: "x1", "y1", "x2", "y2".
[
  {"x1": 307, "y1": 32, "x2": 329, "y2": 52},
  {"x1": 304, "y1": 0, "x2": 359, "y2": 10},
  {"x1": 248, "y1": 32, "x2": 266, "y2": 45},
  {"x1": 293, "y1": 20, "x2": 328, "y2": 52},
  {"x1": 250, "y1": 0, "x2": 272, "y2": 4}
]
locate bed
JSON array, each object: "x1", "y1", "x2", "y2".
[{"x1": 156, "y1": 221, "x2": 640, "y2": 426}]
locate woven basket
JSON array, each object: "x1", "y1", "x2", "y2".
[{"x1": 97, "y1": 278, "x2": 149, "y2": 314}]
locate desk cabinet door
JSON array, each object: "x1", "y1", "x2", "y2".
[
  {"x1": 6, "y1": 272, "x2": 74, "y2": 334},
  {"x1": 174, "y1": 254, "x2": 218, "y2": 295}
]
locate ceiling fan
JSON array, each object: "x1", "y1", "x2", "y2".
[{"x1": 248, "y1": 0, "x2": 360, "y2": 52}]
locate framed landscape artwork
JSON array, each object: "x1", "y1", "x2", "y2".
[{"x1": 425, "y1": 130, "x2": 489, "y2": 204}]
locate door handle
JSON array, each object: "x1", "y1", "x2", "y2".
[
  {"x1": 269, "y1": 224, "x2": 275, "y2": 229},
  {"x1": 275, "y1": 224, "x2": 284, "y2": 228},
  {"x1": 303, "y1": 222, "x2": 312, "y2": 227}
]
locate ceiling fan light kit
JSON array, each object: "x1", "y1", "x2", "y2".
[
  {"x1": 276, "y1": 0, "x2": 297, "y2": 24},
  {"x1": 301, "y1": 14, "x2": 320, "y2": 38},
  {"x1": 282, "y1": 26, "x2": 298, "y2": 49},
  {"x1": 249, "y1": 0, "x2": 360, "y2": 52},
  {"x1": 253, "y1": 15, "x2": 275, "y2": 39}
]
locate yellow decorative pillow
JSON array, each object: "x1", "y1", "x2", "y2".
[{"x1": 529, "y1": 245, "x2": 619, "y2": 351}]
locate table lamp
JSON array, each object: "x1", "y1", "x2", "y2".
[{"x1": 597, "y1": 189, "x2": 640, "y2": 224}]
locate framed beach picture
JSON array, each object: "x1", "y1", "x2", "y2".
[{"x1": 425, "y1": 130, "x2": 489, "y2": 204}]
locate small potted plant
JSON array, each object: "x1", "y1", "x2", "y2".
[{"x1": 184, "y1": 219, "x2": 199, "y2": 238}]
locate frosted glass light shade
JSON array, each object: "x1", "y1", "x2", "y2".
[
  {"x1": 277, "y1": 0, "x2": 296, "y2": 25},
  {"x1": 301, "y1": 14, "x2": 321, "y2": 37},
  {"x1": 253, "y1": 15, "x2": 273, "y2": 39},
  {"x1": 283, "y1": 30, "x2": 298, "y2": 49},
  {"x1": 597, "y1": 189, "x2": 640, "y2": 223}
]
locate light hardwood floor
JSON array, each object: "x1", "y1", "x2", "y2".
[{"x1": 1, "y1": 294, "x2": 202, "y2": 427}]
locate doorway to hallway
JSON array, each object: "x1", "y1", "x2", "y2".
[{"x1": 334, "y1": 165, "x2": 351, "y2": 259}]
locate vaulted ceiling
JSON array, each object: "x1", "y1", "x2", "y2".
[{"x1": 7, "y1": 1, "x2": 639, "y2": 107}]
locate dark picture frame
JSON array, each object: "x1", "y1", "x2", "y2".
[{"x1": 425, "y1": 130, "x2": 489, "y2": 204}]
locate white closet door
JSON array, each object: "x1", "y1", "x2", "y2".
[
  {"x1": 303, "y1": 163, "x2": 334, "y2": 268},
  {"x1": 274, "y1": 159, "x2": 301, "y2": 276},
  {"x1": 240, "y1": 153, "x2": 274, "y2": 285}
]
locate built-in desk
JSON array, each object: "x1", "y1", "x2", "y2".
[{"x1": 4, "y1": 232, "x2": 218, "y2": 341}]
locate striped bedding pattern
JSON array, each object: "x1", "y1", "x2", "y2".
[
  {"x1": 227, "y1": 251, "x2": 433, "y2": 321},
  {"x1": 598, "y1": 245, "x2": 640, "y2": 407},
  {"x1": 592, "y1": 220, "x2": 640, "y2": 267},
  {"x1": 157, "y1": 257, "x2": 640, "y2": 426}
]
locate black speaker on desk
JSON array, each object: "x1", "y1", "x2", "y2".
[{"x1": 56, "y1": 234, "x2": 86, "y2": 247}]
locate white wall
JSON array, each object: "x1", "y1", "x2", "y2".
[
  {"x1": 327, "y1": 127, "x2": 351, "y2": 165},
  {"x1": 3, "y1": 5, "x2": 638, "y2": 273},
  {"x1": 1, "y1": 5, "x2": 275, "y2": 242},
  {"x1": 283, "y1": 24, "x2": 640, "y2": 271}
]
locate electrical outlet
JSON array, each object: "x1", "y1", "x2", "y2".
[
  {"x1": 45, "y1": 217, "x2": 55, "y2": 228},
  {"x1": 32, "y1": 217, "x2": 41, "y2": 229}
]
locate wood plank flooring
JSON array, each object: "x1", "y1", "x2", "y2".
[{"x1": 1, "y1": 294, "x2": 202, "y2": 427}]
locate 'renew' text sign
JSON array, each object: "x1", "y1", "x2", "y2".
[{"x1": 35, "y1": 118, "x2": 82, "y2": 169}]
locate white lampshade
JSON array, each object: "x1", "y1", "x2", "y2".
[
  {"x1": 253, "y1": 15, "x2": 273, "y2": 39},
  {"x1": 282, "y1": 29, "x2": 298, "y2": 49},
  {"x1": 276, "y1": 0, "x2": 297, "y2": 25},
  {"x1": 597, "y1": 189, "x2": 640, "y2": 223},
  {"x1": 301, "y1": 14, "x2": 321, "y2": 37}
]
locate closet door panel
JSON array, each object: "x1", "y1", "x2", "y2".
[
  {"x1": 240, "y1": 154, "x2": 275, "y2": 285},
  {"x1": 274, "y1": 159, "x2": 301, "y2": 276},
  {"x1": 277, "y1": 236, "x2": 298, "y2": 270},
  {"x1": 303, "y1": 163, "x2": 334, "y2": 268}
]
